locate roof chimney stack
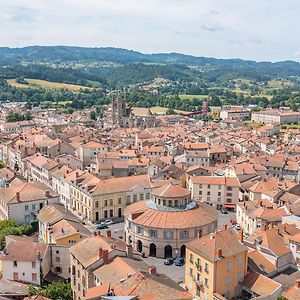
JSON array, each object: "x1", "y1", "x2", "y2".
[
  {"x1": 217, "y1": 248, "x2": 223, "y2": 258},
  {"x1": 261, "y1": 224, "x2": 267, "y2": 232},
  {"x1": 223, "y1": 224, "x2": 227, "y2": 230},
  {"x1": 238, "y1": 230, "x2": 243, "y2": 243},
  {"x1": 149, "y1": 266, "x2": 156, "y2": 275},
  {"x1": 102, "y1": 249, "x2": 109, "y2": 264},
  {"x1": 126, "y1": 244, "x2": 133, "y2": 258},
  {"x1": 16, "y1": 192, "x2": 20, "y2": 202}
]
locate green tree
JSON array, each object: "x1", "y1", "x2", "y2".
[
  {"x1": 0, "y1": 160, "x2": 5, "y2": 169},
  {"x1": 90, "y1": 110, "x2": 97, "y2": 120},
  {"x1": 166, "y1": 108, "x2": 176, "y2": 115},
  {"x1": 28, "y1": 282, "x2": 72, "y2": 300}
]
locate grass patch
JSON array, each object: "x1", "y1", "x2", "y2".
[
  {"x1": 7, "y1": 78, "x2": 92, "y2": 92},
  {"x1": 150, "y1": 106, "x2": 190, "y2": 115}
]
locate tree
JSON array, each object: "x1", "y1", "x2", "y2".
[
  {"x1": 90, "y1": 110, "x2": 97, "y2": 120},
  {"x1": 28, "y1": 282, "x2": 72, "y2": 300},
  {"x1": 166, "y1": 108, "x2": 176, "y2": 115},
  {"x1": 0, "y1": 160, "x2": 5, "y2": 169}
]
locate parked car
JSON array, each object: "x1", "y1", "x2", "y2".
[
  {"x1": 97, "y1": 222, "x2": 108, "y2": 229},
  {"x1": 233, "y1": 224, "x2": 241, "y2": 231},
  {"x1": 174, "y1": 257, "x2": 185, "y2": 266},
  {"x1": 164, "y1": 257, "x2": 174, "y2": 265},
  {"x1": 220, "y1": 208, "x2": 228, "y2": 214},
  {"x1": 105, "y1": 219, "x2": 113, "y2": 225}
]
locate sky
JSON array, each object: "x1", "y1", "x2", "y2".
[{"x1": 1, "y1": 0, "x2": 300, "y2": 62}]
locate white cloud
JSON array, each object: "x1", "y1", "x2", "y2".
[{"x1": 0, "y1": 0, "x2": 300, "y2": 61}]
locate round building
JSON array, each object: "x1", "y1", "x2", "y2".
[{"x1": 124, "y1": 183, "x2": 218, "y2": 258}]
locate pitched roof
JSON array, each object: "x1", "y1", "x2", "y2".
[
  {"x1": 187, "y1": 227, "x2": 247, "y2": 262},
  {"x1": 152, "y1": 183, "x2": 190, "y2": 198}
]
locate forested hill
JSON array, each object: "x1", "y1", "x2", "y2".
[{"x1": 1, "y1": 46, "x2": 300, "y2": 71}]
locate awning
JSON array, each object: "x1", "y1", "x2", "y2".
[{"x1": 224, "y1": 203, "x2": 236, "y2": 209}]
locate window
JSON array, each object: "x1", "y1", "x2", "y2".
[
  {"x1": 197, "y1": 272, "x2": 200, "y2": 281},
  {"x1": 110, "y1": 209, "x2": 113, "y2": 217},
  {"x1": 237, "y1": 272, "x2": 242, "y2": 282},
  {"x1": 137, "y1": 226, "x2": 144, "y2": 235},
  {"x1": 56, "y1": 250, "x2": 60, "y2": 254},
  {"x1": 226, "y1": 275, "x2": 232, "y2": 284},
  {"x1": 237, "y1": 257, "x2": 243, "y2": 267},
  {"x1": 197, "y1": 258, "x2": 201, "y2": 267},
  {"x1": 146, "y1": 193, "x2": 150, "y2": 200},
  {"x1": 109, "y1": 199, "x2": 113, "y2": 205},
  {"x1": 139, "y1": 194, "x2": 144, "y2": 201},
  {"x1": 95, "y1": 201, "x2": 99, "y2": 208},
  {"x1": 104, "y1": 200, "x2": 108, "y2": 206},
  {"x1": 126, "y1": 195, "x2": 131, "y2": 204},
  {"x1": 56, "y1": 257, "x2": 60, "y2": 263},
  {"x1": 32, "y1": 273, "x2": 37, "y2": 282},
  {"x1": 199, "y1": 191, "x2": 202, "y2": 195},
  {"x1": 218, "y1": 185, "x2": 221, "y2": 190},
  {"x1": 32, "y1": 262, "x2": 36, "y2": 268},
  {"x1": 25, "y1": 205, "x2": 29, "y2": 211},
  {"x1": 218, "y1": 192, "x2": 221, "y2": 196},
  {"x1": 118, "y1": 198, "x2": 122, "y2": 204},
  {"x1": 133, "y1": 194, "x2": 138, "y2": 202},
  {"x1": 13, "y1": 261, "x2": 17, "y2": 267},
  {"x1": 207, "y1": 184, "x2": 211, "y2": 189},
  {"x1": 149, "y1": 229, "x2": 157, "y2": 238},
  {"x1": 227, "y1": 187, "x2": 232, "y2": 191},
  {"x1": 180, "y1": 230, "x2": 189, "y2": 239},
  {"x1": 226, "y1": 261, "x2": 232, "y2": 271},
  {"x1": 207, "y1": 191, "x2": 211, "y2": 196},
  {"x1": 204, "y1": 263, "x2": 209, "y2": 272},
  {"x1": 204, "y1": 277, "x2": 208, "y2": 287},
  {"x1": 164, "y1": 231, "x2": 173, "y2": 240},
  {"x1": 189, "y1": 267, "x2": 193, "y2": 276},
  {"x1": 190, "y1": 253, "x2": 194, "y2": 263}
]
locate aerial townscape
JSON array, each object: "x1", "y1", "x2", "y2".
[{"x1": 1, "y1": 2, "x2": 300, "y2": 300}]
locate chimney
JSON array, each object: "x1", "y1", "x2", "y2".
[
  {"x1": 16, "y1": 192, "x2": 20, "y2": 202},
  {"x1": 269, "y1": 223, "x2": 274, "y2": 230},
  {"x1": 76, "y1": 172, "x2": 79, "y2": 178},
  {"x1": 45, "y1": 190, "x2": 50, "y2": 197},
  {"x1": 277, "y1": 228, "x2": 280, "y2": 235},
  {"x1": 261, "y1": 224, "x2": 267, "y2": 231},
  {"x1": 94, "y1": 232, "x2": 97, "y2": 237},
  {"x1": 106, "y1": 230, "x2": 111, "y2": 238},
  {"x1": 149, "y1": 266, "x2": 156, "y2": 275},
  {"x1": 283, "y1": 225, "x2": 287, "y2": 232},
  {"x1": 238, "y1": 230, "x2": 243, "y2": 243},
  {"x1": 217, "y1": 248, "x2": 223, "y2": 258},
  {"x1": 223, "y1": 224, "x2": 227, "y2": 230},
  {"x1": 102, "y1": 249, "x2": 109, "y2": 264},
  {"x1": 98, "y1": 248, "x2": 103, "y2": 258},
  {"x1": 198, "y1": 230, "x2": 202, "y2": 238},
  {"x1": 126, "y1": 244, "x2": 133, "y2": 258}
]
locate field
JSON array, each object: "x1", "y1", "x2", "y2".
[
  {"x1": 7, "y1": 78, "x2": 91, "y2": 92},
  {"x1": 178, "y1": 94, "x2": 208, "y2": 101},
  {"x1": 150, "y1": 106, "x2": 190, "y2": 115}
]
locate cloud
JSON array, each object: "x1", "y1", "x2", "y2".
[
  {"x1": 0, "y1": 0, "x2": 300, "y2": 61},
  {"x1": 201, "y1": 24, "x2": 223, "y2": 32}
]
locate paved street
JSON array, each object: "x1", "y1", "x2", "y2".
[{"x1": 143, "y1": 256, "x2": 186, "y2": 284}]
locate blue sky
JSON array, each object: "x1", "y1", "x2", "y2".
[{"x1": 1, "y1": 0, "x2": 300, "y2": 62}]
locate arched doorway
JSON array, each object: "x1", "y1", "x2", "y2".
[
  {"x1": 164, "y1": 245, "x2": 172, "y2": 258},
  {"x1": 180, "y1": 245, "x2": 186, "y2": 258},
  {"x1": 137, "y1": 240, "x2": 143, "y2": 253},
  {"x1": 149, "y1": 243, "x2": 156, "y2": 257}
]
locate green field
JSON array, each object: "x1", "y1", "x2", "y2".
[
  {"x1": 7, "y1": 78, "x2": 92, "y2": 92},
  {"x1": 150, "y1": 106, "x2": 190, "y2": 115},
  {"x1": 178, "y1": 94, "x2": 208, "y2": 100}
]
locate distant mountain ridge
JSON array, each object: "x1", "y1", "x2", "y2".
[{"x1": 0, "y1": 46, "x2": 299, "y2": 68}]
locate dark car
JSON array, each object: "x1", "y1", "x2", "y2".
[
  {"x1": 97, "y1": 222, "x2": 108, "y2": 230},
  {"x1": 174, "y1": 257, "x2": 185, "y2": 266},
  {"x1": 164, "y1": 257, "x2": 174, "y2": 265},
  {"x1": 220, "y1": 208, "x2": 228, "y2": 214}
]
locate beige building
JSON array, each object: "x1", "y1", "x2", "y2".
[
  {"x1": 70, "y1": 231, "x2": 140, "y2": 300},
  {"x1": 185, "y1": 227, "x2": 248, "y2": 300},
  {"x1": 251, "y1": 110, "x2": 300, "y2": 125},
  {"x1": 70, "y1": 174, "x2": 153, "y2": 223},
  {"x1": 124, "y1": 183, "x2": 218, "y2": 258},
  {"x1": 188, "y1": 176, "x2": 240, "y2": 211}
]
